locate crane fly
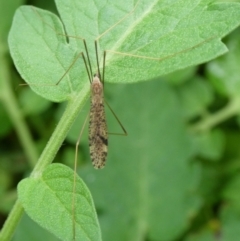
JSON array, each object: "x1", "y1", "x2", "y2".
[
  {"x1": 26, "y1": 0, "x2": 215, "y2": 170},
  {"x1": 18, "y1": 0, "x2": 219, "y2": 239},
  {"x1": 28, "y1": 1, "x2": 135, "y2": 168},
  {"x1": 28, "y1": 2, "x2": 139, "y2": 240},
  {"x1": 89, "y1": 73, "x2": 108, "y2": 169}
]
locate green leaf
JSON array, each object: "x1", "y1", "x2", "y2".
[
  {"x1": 176, "y1": 76, "x2": 214, "y2": 119},
  {"x1": 80, "y1": 79, "x2": 202, "y2": 241},
  {"x1": 8, "y1": 0, "x2": 240, "y2": 102},
  {"x1": 191, "y1": 129, "x2": 225, "y2": 161},
  {"x1": 9, "y1": 6, "x2": 78, "y2": 102},
  {"x1": 18, "y1": 164, "x2": 101, "y2": 241}
]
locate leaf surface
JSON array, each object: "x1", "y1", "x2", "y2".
[
  {"x1": 80, "y1": 79, "x2": 202, "y2": 241},
  {"x1": 18, "y1": 164, "x2": 101, "y2": 241},
  {"x1": 8, "y1": 0, "x2": 240, "y2": 101}
]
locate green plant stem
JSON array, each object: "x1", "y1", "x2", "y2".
[
  {"x1": 32, "y1": 86, "x2": 89, "y2": 175},
  {"x1": 0, "y1": 200, "x2": 24, "y2": 241},
  {"x1": 191, "y1": 97, "x2": 240, "y2": 132},
  {"x1": 0, "y1": 78, "x2": 90, "y2": 240},
  {"x1": 0, "y1": 47, "x2": 38, "y2": 168}
]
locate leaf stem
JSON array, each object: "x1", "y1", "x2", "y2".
[
  {"x1": 32, "y1": 86, "x2": 89, "y2": 175},
  {"x1": 0, "y1": 80, "x2": 90, "y2": 240},
  {"x1": 0, "y1": 200, "x2": 24, "y2": 241},
  {"x1": 191, "y1": 97, "x2": 240, "y2": 132}
]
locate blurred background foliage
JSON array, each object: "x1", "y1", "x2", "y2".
[{"x1": 1, "y1": 0, "x2": 240, "y2": 240}]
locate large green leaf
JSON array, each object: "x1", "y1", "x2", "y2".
[
  {"x1": 8, "y1": 0, "x2": 240, "y2": 102},
  {"x1": 18, "y1": 164, "x2": 101, "y2": 241},
  {"x1": 79, "y1": 79, "x2": 202, "y2": 241}
]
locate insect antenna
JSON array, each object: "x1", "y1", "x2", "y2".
[
  {"x1": 94, "y1": 40, "x2": 102, "y2": 81},
  {"x1": 102, "y1": 51, "x2": 107, "y2": 86}
]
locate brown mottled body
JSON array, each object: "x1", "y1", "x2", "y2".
[{"x1": 89, "y1": 74, "x2": 108, "y2": 169}]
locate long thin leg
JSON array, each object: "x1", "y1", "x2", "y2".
[
  {"x1": 105, "y1": 100, "x2": 127, "y2": 136},
  {"x1": 95, "y1": 40, "x2": 101, "y2": 80},
  {"x1": 33, "y1": 0, "x2": 140, "y2": 83},
  {"x1": 31, "y1": 6, "x2": 93, "y2": 81},
  {"x1": 56, "y1": 51, "x2": 91, "y2": 85},
  {"x1": 104, "y1": 35, "x2": 217, "y2": 63},
  {"x1": 102, "y1": 51, "x2": 107, "y2": 86},
  {"x1": 19, "y1": 51, "x2": 91, "y2": 87},
  {"x1": 72, "y1": 113, "x2": 89, "y2": 240},
  {"x1": 101, "y1": 49, "x2": 126, "y2": 136},
  {"x1": 99, "y1": 36, "x2": 216, "y2": 138}
]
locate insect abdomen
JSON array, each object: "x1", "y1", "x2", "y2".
[{"x1": 89, "y1": 75, "x2": 108, "y2": 169}]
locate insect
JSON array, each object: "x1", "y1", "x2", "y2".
[
  {"x1": 89, "y1": 73, "x2": 108, "y2": 169},
  {"x1": 27, "y1": 0, "x2": 136, "y2": 169},
  {"x1": 22, "y1": 0, "x2": 215, "y2": 170},
  {"x1": 13, "y1": 1, "x2": 219, "y2": 240},
  {"x1": 29, "y1": 3, "x2": 136, "y2": 239}
]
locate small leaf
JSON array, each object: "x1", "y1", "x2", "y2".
[
  {"x1": 9, "y1": 6, "x2": 81, "y2": 102},
  {"x1": 18, "y1": 164, "x2": 101, "y2": 241}
]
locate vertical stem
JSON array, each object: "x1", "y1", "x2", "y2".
[{"x1": 0, "y1": 80, "x2": 90, "y2": 240}]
